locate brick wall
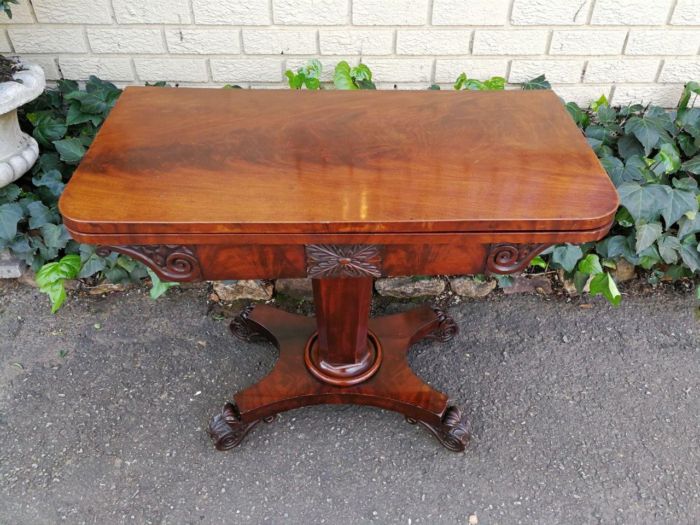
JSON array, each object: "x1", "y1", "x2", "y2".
[{"x1": 2, "y1": 0, "x2": 699, "y2": 106}]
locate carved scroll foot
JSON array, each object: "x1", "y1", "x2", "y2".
[
  {"x1": 230, "y1": 305, "x2": 271, "y2": 343},
  {"x1": 407, "y1": 405, "x2": 471, "y2": 452},
  {"x1": 424, "y1": 308, "x2": 459, "y2": 342},
  {"x1": 207, "y1": 402, "x2": 275, "y2": 451}
]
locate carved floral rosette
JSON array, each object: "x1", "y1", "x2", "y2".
[
  {"x1": 96, "y1": 244, "x2": 201, "y2": 281},
  {"x1": 306, "y1": 244, "x2": 383, "y2": 279}
]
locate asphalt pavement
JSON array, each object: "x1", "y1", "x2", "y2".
[{"x1": 0, "y1": 280, "x2": 698, "y2": 524}]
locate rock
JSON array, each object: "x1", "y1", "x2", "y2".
[
  {"x1": 450, "y1": 276, "x2": 496, "y2": 298},
  {"x1": 86, "y1": 282, "x2": 129, "y2": 295},
  {"x1": 0, "y1": 249, "x2": 24, "y2": 279},
  {"x1": 503, "y1": 275, "x2": 553, "y2": 295},
  {"x1": 557, "y1": 269, "x2": 592, "y2": 295},
  {"x1": 275, "y1": 278, "x2": 313, "y2": 300},
  {"x1": 16, "y1": 265, "x2": 36, "y2": 287},
  {"x1": 611, "y1": 258, "x2": 636, "y2": 282},
  {"x1": 212, "y1": 280, "x2": 273, "y2": 301},
  {"x1": 375, "y1": 277, "x2": 445, "y2": 298}
]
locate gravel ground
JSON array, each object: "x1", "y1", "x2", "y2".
[{"x1": 0, "y1": 280, "x2": 698, "y2": 525}]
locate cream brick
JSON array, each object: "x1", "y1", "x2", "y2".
[
  {"x1": 22, "y1": 55, "x2": 60, "y2": 79},
  {"x1": 433, "y1": 0, "x2": 509, "y2": 25},
  {"x1": 9, "y1": 28, "x2": 87, "y2": 53},
  {"x1": 434, "y1": 59, "x2": 508, "y2": 82},
  {"x1": 113, "y1": 0, "x2": 191, "y2": 24},
  {"x1": 511, "y1": 0, "x2": 591, "y2": 25},
  {"x1": 375, "y1": 82, "x2": 428, "y2": 90},
  {"x1": 32, "y1": 0, "x2": 112, "y2": 24},
  {"x1": 553, "y1": 85, "x2": 611, "y2": 106},
  {"x1": 243, "y1": 30, "x2": 317, "y2": 55},
  {"x1": 510, "y1": 59, "x2": 584, "y2": 84},
  {"x1": 0, "y1": 31, "x2": 11, "y2": 53},
  {"x1": 59, "y1": 57, "x2": 134, "y2": 81},
  {"x1": 192, "y1": 0, "x2": 270, "y2": 25},
  {"x1": 550, "y1": 30, "x2": 627, "y2": 56},
  {"x1": 397, "y1": 30, "x2": 471, "y2": 55},
  {"x1": 591, "y1": 0, "x2": 673, "y2": 25},
  {"x1": 211, "y1": 59, "x2": 283, "y2": 82},
  {"x1": 626, "y1": 31, "x2": 700, "y2": 56},
  {"x1": 88, "y1": 28, "x2": 165, "y2": 54},
  {"x1": 671, "y1": 0, "x2": 700, "y2": 25},
  {"x1": 274, "y1": 0, "x2": 348, "y2": 25},
  {"x1": 0, "y1": 0, "x2": 35, "y2": 23},
  {"x1": 286, "y1": 57, "x2": 359, "y2": 81},
  {"x1": 473, "y1": 30, "x2": 548, "y2": 55},
  {"x1": 165, "y1": 29, "x2": 241, "y2": 54},
  {"x1": 134, "y1": 58, "x2": 208, "y2": 83},
  {"x1": 659, "y1": 60, "x2": 700, "y2": 82},
  {"x1": 585, "y1": 59, "x2": 660, "y2": 83},
  {"x1": 362, "y1": 58, "x2": 433, "y2": 82},
  {"x1": 353, "y1": 0, "x2": 428, "y2": 26},
  {"x1": 612, "y1": 84, "x2": 685, "y2": 107},
  {"x1": 320, "y1": 30, "x2": 393, "y2": 55}
]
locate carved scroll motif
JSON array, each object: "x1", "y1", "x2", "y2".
[
  {"x1": 305, "y1": 244, "x2": 383, "y2": 279},
  {"x1": 485, "y1": 243, "x2": 550, "y2": 275},
  {"x1": 96, "y1": 244, "x2": 201, "y2": 281}
]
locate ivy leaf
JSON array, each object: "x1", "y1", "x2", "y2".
[
  {"x1": 522, "y1": 74, "x2": 550, "y2": 90},
  {"x1": 0, "y1": 184, "x2": 21, "y2": 203},
  {"x1": 678, "y1": 214, "x2": 700, "y2": 239},
  {"x1": 28, "y1": 112, "x2": 67, "y2": 147},
  {"x1": 661, "y1": 188, "x2": 698, "y2": 229},
  {"x1": 617, "y1": 182, "x2": 670, "y2": 223},
  {"x1": 680, "y1": 238, "x2": 700, "y2": 273},
  {"x1": 653, "y1": 143, "x2": 682, "y2": 175},
  {"x1": 0, "y1": 202, "x2": 23, "y2": 241},
  {"x1": 617, "y1": 133, "x2": 645, "y2": 160},
  {"x1": 565, "y1": 101, "x2": 589, "y2": 128},
  {"x1": 681, "y1": 155, "x2": 700, "y2": 175},
  {"x1": 333, "y1": 61, "x2": 357, "y2": 90},
  {"x1": 625, "y1": 116, "x2": 668, "y2": 156},
  {"x1": 146, "y1": 268, "x2": 178, "y2": 299},
  {"x1": 35, "y1": 254, "x2": 81, "y2": 313},
  {"x1": 589, "y1": 272, "x2": 622, "y2": 306},
  {"x1": 635, "y1": 222, "x2": 663, "y2": 253},
  {"x1": 39, "y1": 223, "x2": 71, "y2": 249},
  {"x1": 53, "y1": 137, "x2": 86, "y2": 164},
  {"x1": 551, "y1": 244, "x2": 583, "y2": 273},
  {"x1": 658, "y1": 235, "x2": 681, "y2": 264},
  {"x1": 66, "y1": 101, "x2": 103, "y2": 126},
  {"x1": 31, "y1": 169, "x2": 65, "y2": 198},
  {"x1": 672, "y1": 177, "x2": 698, "y2": 191},
  {"x1": 678, "y1": 133, "x2": 699, "y2": 158},
  {"x1": 27, "y1": 200, "x2": 56, "y2": 229},
  {"x1": 577, "y1": 253, "x2": 603, "y2": 275}
]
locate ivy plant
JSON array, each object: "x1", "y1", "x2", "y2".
[
  {"x1": 0, "y1": 0, "x2": 17, "y2": 18},
  {"x1": 284, "y1": 59, "x2": 322, "y2": 90},
  {"x1": 7, "y1": 63, "x2": 700, "y2": 312},
  {"x1": 333, "y1": 61, "x2": 376, "y2": 90}
]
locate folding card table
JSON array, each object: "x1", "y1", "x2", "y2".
[{"x1": 60, "y1": 87, "x2": 618, "y2": 452}]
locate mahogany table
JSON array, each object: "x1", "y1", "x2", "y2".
[{"x1": 59, "y1": 87, "x2": 618, "y2": 452}]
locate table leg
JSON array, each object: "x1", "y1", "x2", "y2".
[{"x1": 208, "y1": 278, "x2": 470, "y2": 452}]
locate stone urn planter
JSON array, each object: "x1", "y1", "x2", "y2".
[{"x1": 0, "y1": 61, "x2": 45, "y2": 188}]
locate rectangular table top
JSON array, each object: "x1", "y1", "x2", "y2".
[{"x1": 59, "y1": 87, "x2": 618, "y2": 241}]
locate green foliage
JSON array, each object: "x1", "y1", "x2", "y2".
[
  {"x1": 0, "y1": 0, "x2": 18, "y2": 18},
  {"x1": 539, "y1": 81, "x2": 700, "y2": 301},
  {"x1": 8, "y1": 66, "x2": 700, "y2": 312},
  {"x1": 146, "y1": 268, "x2": 179, "y2": 299},
  {"x1": 284, "y1": 59, "x2": 322, "y2": 90},
  {"x1": 454, "y1": 73, "x2": 506, "y2": 91},
  {"x1": 333, "y1": 61, "x2": 376, "y2": 90},
  {"x1": 35, "y1": 254, "x2": 81, "y2": 313}
]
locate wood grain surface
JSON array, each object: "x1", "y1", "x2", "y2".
[{"x1": 59, "y1": 87, "x2": 618, "y2": 239}]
